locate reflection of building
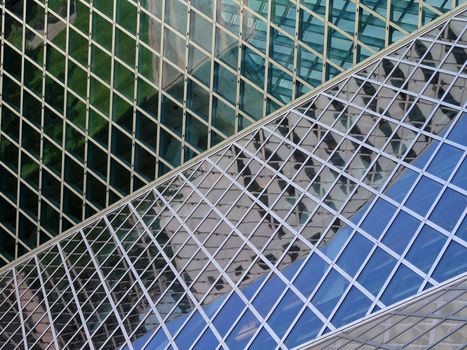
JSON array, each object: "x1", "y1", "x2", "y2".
[
  {"x1": 0, "y1": 0, "x2": 461, "y2": 263},
  {"x1": 0, "y1": 8, "x2": 466, "y2": 349}
]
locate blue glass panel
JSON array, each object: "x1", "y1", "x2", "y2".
[
  {"x1": 130, "y1": 327, "x2": 168, "y2": 350},
  {"x1": 331, "y1": 287, "x2": 372, "y2": 328},
  {"x1": 412, "y1": 141, "x2": 439, "y2": 170},
  {"x1": 447, "y1": 114, "x2": 466, "y2": 147},
  {"x1": 452, "y1": 158, "x2": 467, "y2": 191},
  {"x1": 357, "y1": 248, "x2": 397, "y2": 296},
  {"x1": 293, "y1": 253, "x2": 328, "y2": 297},
  {"x1": 285, "y1": 308, "x2": 322, "y2": 348},
  {"x1": 251, "y1": 273, "x2": 287, "y2": 318},
  {"x1": 405, "y1": 176, "x2": 443, "y2": 217},
  {"x1": 426, "y1": 143, "x2": 463, "y2": 180},
  {"x1": 382, "y1": 211, "x2": 420, "y2": 255},
  {"x1": 455, "y1": 215, "x2": 467, "y2": 241},
  {"x1": 361, "y1": 199, "x2": 397, "y2": 238},
  {"x1": 337, "y1": 233, "x2": 373, "y2": 276},
  {"x1": 213, "y1": 292, "x2": 246, "y2": 337},
  {"x1": 268, "y1": 289, "x2": 305, "y2": 338},
  {"x1": 386, "y1": 168, "x2": 418, "y2": 203},
  {"x1": 226, "y1": 309, "x2": 260, "y2": 349},
  {"x1": 311, "y1": 269, "x2": 349, "y2": 317},
  {"x1": 248, "y1": 327, "x2": 277, "y2": 348},
  {"x1": 175, "y1": 311, "x2": 206, "y2": 349},
  {"x1": 432, "y1": 240, "x2": 467, "y2": 282},
  {"x1": 193, "y1": 328, "x2": 218, "y2": 350},
  {"x1": 429, "y1": 188, "x2": 466, "y2": 231},
  {"x1": 406, "y1": 225, "x2": 446, "y2": 273},
  {"x1": 381, "y1": 264, "x2": 423, "y2": 305},
  {"x1": 321, "y1": 225, "x2": 353, "y2": 260}
]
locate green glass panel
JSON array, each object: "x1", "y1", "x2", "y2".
[
  {"x1": 67, "y1": 61, "x2": 87, "y2": 97},
  {"x1": 92, "y1": 12, "x2": 113, "y2": 51},
  {"x1": 21, "y1": 123, "x2": 41, "y2": 159},
  {"x1": 88, "y1": 109, "x2": 109, "y2": 147},
  {"x1": 112, "y1": 93, "x2": 134, "y2": 133},
  {"x1": 116, "y1": 0, "x2": 137, "y2": 34},
  {"x1": 68, "y1": 29, "x2": 89, "y2": 66},
  {"x1": 139, "y1": 45, "x2": 160, "y2": 86},
  {"x1": 47, "y1": 45, "x2": 66, "y2": 82},
  {"x1": 137, "y1": 78, "x2": 159, "y2": 118},
  {"x1": 90, "y1": 76, "x2": 110, "y2": 114},
  {"x1": 91, "y1": 44, "x2": 112, "y2": 83},
  {"x1": 115, "y1": 27, "x2": 136, "y2": 66},
  {"x1": 140, "y1": 12, "x2": 161, "y2": 52},
  {"x1": 66, "y1": 92, "x2": 86, "y2": 131},
  {"x1": 65, "y1": 124, "x2": 85, "y2": 162}
]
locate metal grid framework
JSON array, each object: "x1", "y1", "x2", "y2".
[
  {"x1": 300, "y1": 272, "x2": 467, "y2": 350},
  {"x1": 0, "y1": 0, "x2": 463, "y2": 263},
  {"x1": 0, "y1": 8, "x2": 466, "y2": 350}
]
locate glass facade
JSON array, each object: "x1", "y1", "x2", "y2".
[
  {"x1": 301, "y1": 273, "x2": 467, "y2": 349},
  {"x1": 0, "y1": 0, "x2": 463, "y2": 263},
  {"x1": 0, "y1": 8, "x2": 465, "y2": 349}
]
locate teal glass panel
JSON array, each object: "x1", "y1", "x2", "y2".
[
  {"x1": 212, "y1": 97, "x2": 236, "y2": 137},
  {"x1": 242, "y1": 47, "x2": 265, "y2": 89},
  {"x1": 186, "y1": 113, "x2": 208, "y2": 152},
  {"x1": 240, "y1": 80, "x2": 263, "y2": 121},
  {"x1": 359, "y1": 9, "x2": 386, "y2": 51},
  {"x1": 165, "y1": 0, "x2": 187, "y2": 34},
  {"x1": 243, "y1": 11, "x2": 267, "y2": 54},
  {"x1": 190, "y1": 10, "x2": 213, "y2": 52},
  {"x1": 214, "y1": 63, "x2": 237, "y2": 105},
  {"x1": 215, "y1": 28, "x2": 239, "y2": 70},
  {"x1": 271, "y1": 0, "x2": 296, "y2": 36},
  {"x1": 330, "y1": 0, "x2": 356, "y2": 36},
  {"x1": 391, "y1": 0, "x2": 419, "y2": 33},
  {"x1": 299, "y1": 9, "x2": 325, "y2": 54},
  {"x1": 268, "y1": 64, "x2": 293, "y2": 104},
  {"x1": 270, "y1": 28, "x2": 295, "y2": 71}
]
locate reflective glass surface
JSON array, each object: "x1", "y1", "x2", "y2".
[
  {"x1": 0, "y1": 0, "x2": 463, "y2": 262},
  {"x1": 0, "y1": 9, "x2": 466, "y2": 349}
]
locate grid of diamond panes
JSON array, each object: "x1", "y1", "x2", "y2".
[
  {"x1": 0, "y1": 8, "x2": 465, "y2": 349},
  {"x1": 0, "y1": 0, "x2": 462, "y2": 263},
  {"x1": 301, "y1": 273, "x2": 467, "y2": 350}
]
